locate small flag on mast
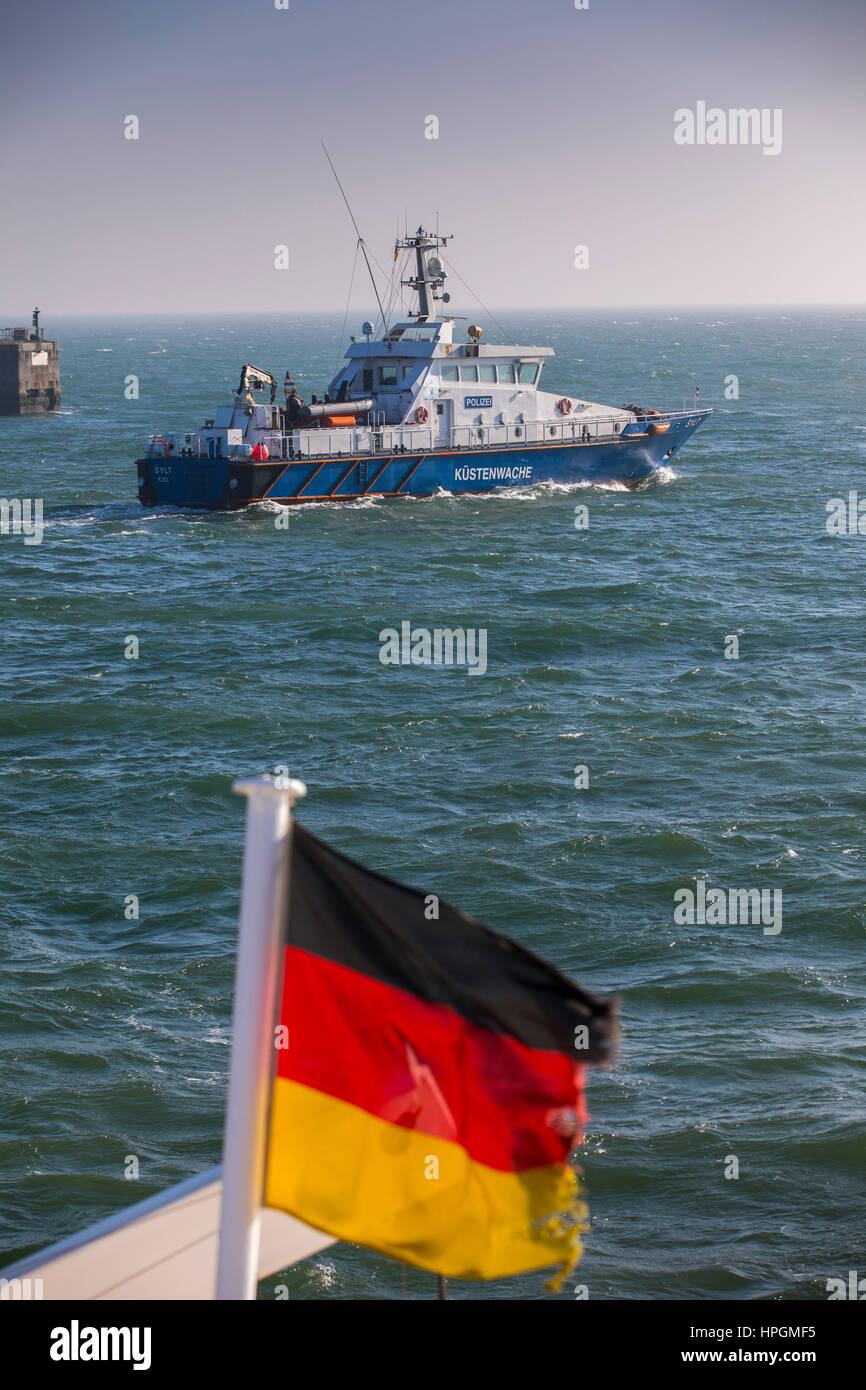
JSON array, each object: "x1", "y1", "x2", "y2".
[{"x1": 263, "y1": 824, "x2": 618, "y2": 1285}]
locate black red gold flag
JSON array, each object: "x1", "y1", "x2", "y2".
[{"x1": 265, "y1": 826, "x2": 618, "y2": 1284}]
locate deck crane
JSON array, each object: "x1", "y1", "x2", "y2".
[{"x1": 234, "y1": 364, "x2": 277, "y2": 407}]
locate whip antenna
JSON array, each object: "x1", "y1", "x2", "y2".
[{"x1": 322, "y1": 143, "x2": 390, "y2": 335}]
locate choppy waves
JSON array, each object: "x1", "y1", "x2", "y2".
[{"x1": 1, "y1": 309, "x2": 865, "y2": 1298}]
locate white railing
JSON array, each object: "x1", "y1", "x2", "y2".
[
  {"x1": 147, "y1": 432, "x2": 288, "y2": 461},
  {"x1": 295, "y1": 425, "x2": 435, "y2": 458},
  {"x1": 292, "y1": 415, "x2": 633, "y2": 459},
  {"x1": 148, "y1": 408, "x2": 706, "y2": 464},
  {"x1": 449, "y1": 415, "x2": 630, "y2": 449}
]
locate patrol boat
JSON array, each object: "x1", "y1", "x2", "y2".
[{"x1": 136, "y1": 226, "x2": 711, "y2": 509}]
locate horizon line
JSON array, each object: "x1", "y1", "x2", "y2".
[{"x1": 4, "y1": 300, "x2": 864, "y2": 321}]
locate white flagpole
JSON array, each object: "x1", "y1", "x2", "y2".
[{"x1": 215, "y1": 774, "x2": 307, "y2": 1300}]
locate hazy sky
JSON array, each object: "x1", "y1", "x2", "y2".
[{"x1": 1, "y1": 0, "x2": 864, "y2": 314}]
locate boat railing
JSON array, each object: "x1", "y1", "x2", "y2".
[
  {"x1": 148, "y1": 406, "x2": 707, "y2": 464},
  {"x1": 288, "y1": 416, "x2": 633, "y2": 458},
  {"x1": 448, "y1": 415, "x2": 632, "y2": 449}
]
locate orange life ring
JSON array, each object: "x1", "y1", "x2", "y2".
[
  {"x1": 164, "y1": 441, "x2": 172, "y2": 457},
  {"x1": 414, "y1": 406, "x2": 429, "y2": 424},
  {"x1": 556, "y1": 398, "x2": 572, "y2": 416}
]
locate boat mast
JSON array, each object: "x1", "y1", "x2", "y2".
[{"x1": 398, "y1": 227, "x2": 451, "y2": 321}]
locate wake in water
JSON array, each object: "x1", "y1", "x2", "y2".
[
  {"x1": 40, "y1": 501, "x2": 196, "y2": 529},
  {"x1": 40, "y1": 464, "x2": 682, "y2": 532},
  {"x1": 251, "y1": 470, "x2": 680, "y2": 513}
]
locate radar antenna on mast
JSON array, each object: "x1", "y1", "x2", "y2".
[{"x1": 395, "y1": 226, "x2": 452, "y2": 320}]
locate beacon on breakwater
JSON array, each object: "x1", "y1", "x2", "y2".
[{"x1": 0, "y1": 308, "x2": 60, "y2": 415}]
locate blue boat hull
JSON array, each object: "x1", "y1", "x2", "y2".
[{"x1": 136, "y1": 412, "x2": 709, "y2": 509}]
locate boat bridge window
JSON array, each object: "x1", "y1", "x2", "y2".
[
  {"x1": 519, "y1": 363, "x2": 540, "y2": 385},
  {"x1": 362, "y1": 368, "x2": 373, "y2": 392},
  {"x1": 441, "y1": 364, "x2": 459, "y2": 381},
  {"x1": 379, "y1": 365, "x2": 398, "y2": 386},
  {"x1": 460, "y1": 364, "x2": 479, "y2": 382},
  {"x1": 479, "y1": 365, "x2": 496, "y2": 383},
  {"x1": 498, "y1": 364, "x2": 516, "y2": 383}
]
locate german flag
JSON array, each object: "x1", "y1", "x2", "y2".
[{"x1": 264, "y1": 826, "x2": 618, "y2": 1284}]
